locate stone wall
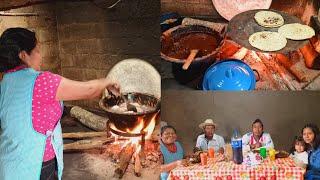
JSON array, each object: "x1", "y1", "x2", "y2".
[
  {"x1": 0, "y1": 2, "x2": 60, "y2": 74},
  {"x1": 55, "y1": 1, "x2": 161, "y2": 109}
]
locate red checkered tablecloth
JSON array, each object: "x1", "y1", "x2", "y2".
[{"x1": 169, "y1": 158, "x2": 305, "y2": 180}]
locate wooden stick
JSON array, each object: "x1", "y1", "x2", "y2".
[
  {"x1": 182, "y1": 49, "x2": 199, "y2": 70},
  {"x1": 0, "y1": 12, "x2": 39, "y2": 16},
  {"x1": 134, "y1": 154, "x2": 142, "y2": 177},
  {"x1": 63, "y1": 137, "x2": 114, "y2": 151},
  {"x1": 114, "y1": 144, "x2": 135, "y2": 178},
  {"x1": 70, "y1": 106, "x2": 108, "y2": 131},
  {"x1": 257, "y1": 53, "x2": 299, "y2": 90},
  {"x1": 182, "y1": 17, "x2": 227, "y2": 34},
  {"x1": 300, "y1": 41, "x2": 320, "y2": 69},
  {"x1": 276, "y1": 53, "x2": 308, "y2": 82},
  {"x1": 63, "y1": 132, "x2": 109, "y2": 139}
]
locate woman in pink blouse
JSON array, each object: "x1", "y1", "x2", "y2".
[{"x1": 0, "y1": 28, "x2": 120, "y2": 180}]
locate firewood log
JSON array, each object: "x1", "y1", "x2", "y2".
[
  {"x1": 134, "y1": 154, "x2": 142, "y2": 177},
  {"x1": 114, "y1": 144, "x2": 135, "y2": 178},
  {"x1": 70, "y1": 106, "x2": 108, "y2": 131},
  {"x1": 63, "y1": 136, "x2": 114, "y2": 151},
  {"x1": 63, "y1": 132, "x2": 109, "y2": 139}
]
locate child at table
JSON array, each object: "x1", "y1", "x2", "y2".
[
  {"x1": 290, "y1": 136, "x2": 308, "y2": 168},
  {"x1": 159, "y1": 125, "x2": 186, "y2": 180}
]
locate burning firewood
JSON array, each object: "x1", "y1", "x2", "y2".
[
  {"x1": 114, "y1": 143, "x2": 135, "y2": 178},
  {"x1": 63, "y1": 132, "x2": 109, "y2": 139},
  {"x1": 70, "y1": 106, "x2": 108, "y2": 131},
  {"x1": 64, "y1": 136, "x2": 115, "y2": 151},
  {"x1": 134, "y1": 154, "x2": 142, "y2": 177}
]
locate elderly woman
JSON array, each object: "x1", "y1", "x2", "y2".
[
  {"x1": 0, "y1": 28, "x2": 120, "y2": 180},
  {"x1": 242, "y1": 119, "x2": 274, "y2": 151},
  {"x1": 302, "y1": 124, "x2": 320, "y2": 180},
  {"x1": 195, "y1": 119, "x2": 225, "y2": 154},
  {"x1": 160, "y1": 125, "x2": 186, "y2": 180}
]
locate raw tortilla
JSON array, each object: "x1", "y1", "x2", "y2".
[
  {"x1": 249, "y1": 31, "x2": 287, "y2": 52},
  {"x1": 254, "y1": 11, "x2": 284, "y2": 28},
  {"x1": 278, "y1": 23, "x2": 315, "y2": 40}
]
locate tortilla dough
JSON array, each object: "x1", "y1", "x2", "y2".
[
  {"x1": 249, "y1": 31, "x2": 287, "y2": 52},
  {"x1": 278, "y1": 23, "x2": 315, "y2": 40},
  {"x1": 254, "y1": 11, "x2": 284, "y2": 28}
]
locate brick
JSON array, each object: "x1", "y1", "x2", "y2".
[
  {"x1": 59, "y1": 40, "x2": 77, "y2": 54},
  {"x1": 61, "y1": 67, "x2": 85, "y2": 81},
  {"x1": 42, "y1": 56, "x2": 59, "y2": 69},
  {"x1": 76, "y1": 39, "x2": 105, "y2": 54},
  {"x1": 37, "y1": 28, "x2": 56, "y2": 43},
  {"x1": 60, "y1": 53, "x2": 74, "y2": 67},
  {"x1": 40, "y1": 42, "x2": 58, "y2": 57}
]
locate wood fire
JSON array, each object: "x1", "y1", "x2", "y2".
[{"x1": 63, "y1": 106, "x2": 161, "y2": 179}]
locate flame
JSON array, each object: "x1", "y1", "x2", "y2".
[
  {"x1": 143, "y1": 114, "x2": 157, "y2": 139},
  {"x1": 110, "y1": 113, "x2": 157, "y2": 152}
]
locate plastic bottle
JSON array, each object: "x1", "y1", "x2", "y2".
[{"x1": 231, "y1": 129, "x2": 243, "y2": 164}]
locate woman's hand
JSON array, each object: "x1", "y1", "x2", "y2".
[
  {"x1": 175, "y1": 159, "x2": 187, "y2": 167},
  {"x1": 104, "y1": 79, "x2": 120, "y2": 96}
]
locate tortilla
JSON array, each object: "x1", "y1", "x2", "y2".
[
  {"x1": 254, "y1": 11, "x2": 284, "y2": 28},
  {"x1": 249, "y1": 31, "x2": 287, "y2": 52},
  {"x1": 278, "y1": 23, "x2": 315, "y2": 40}
]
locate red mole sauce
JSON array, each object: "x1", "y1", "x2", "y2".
[{"x1": 161, "y1": 33, "x2": 218, "y2": 60}]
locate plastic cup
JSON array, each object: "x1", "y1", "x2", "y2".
[
  {"x1": 260, "y1": 147, "x2": 267, "y2": 158},
  {"x1": 208, "y1": 148, "x2": 215, "y2": 158},
  {"x1": 200, "y1": 153, "x2": 208, "y2": 166},
  {"x1": 269, "y1": 148, "x2": 276, "y2": 161}
]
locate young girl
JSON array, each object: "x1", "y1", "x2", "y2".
[{"x1": 290, "y1": 136, "x2": 308, "y2": 166}]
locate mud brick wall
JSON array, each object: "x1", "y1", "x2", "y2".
[
  {"x1": 56, "y1": 1, "x2": 161, "y2": 109},
  {"x1": 0, "y1": 3, "x2": 60, "y2": 74}
]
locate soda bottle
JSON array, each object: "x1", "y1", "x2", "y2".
[{"x1": 231, "y1": 129, "x2": 243, "y2": 164}]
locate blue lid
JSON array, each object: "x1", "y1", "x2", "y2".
[{"x1": 202, "y1": 59, "x2": 256, "y2": 91}]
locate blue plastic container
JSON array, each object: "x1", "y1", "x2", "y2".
[{"x1": 202, "y1": 59, "x2": 258, "y2": 91}]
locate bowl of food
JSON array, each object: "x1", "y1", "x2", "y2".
[{"x1": 99, "y1": 92, "x2": 160, "y2": 131}]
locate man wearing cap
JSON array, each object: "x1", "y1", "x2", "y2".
[{"x1": 195, "y1": 119, "x2": 225, "y2": 154}]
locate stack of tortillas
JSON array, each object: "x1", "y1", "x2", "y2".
[
  {"x1": 249, "y1": 10, "x2": 315, "y2": 52},
  {"x1": 106, "y1": 59, "x2": 161, "y2": 99}
]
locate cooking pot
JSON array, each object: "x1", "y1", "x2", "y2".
[
  {"x1": 161, "y1": 25, "x2": 223, "y2": 88},
  {"x1": 99, "y1": 92, "x2": 160, "y2": 131},
  {"x1": 202, "y1": 59, "x2": 259, "y2": 91}
]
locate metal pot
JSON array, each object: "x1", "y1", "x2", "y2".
[
  {"x1": 99, "y1": 92, "x2": 160, "y2": 131},
  {"x1": 161, "y1": 25, "x2": 223, "y2": 89},
  {"x1": 202, "y1": 59, "x2": 259, "y2": 91}
]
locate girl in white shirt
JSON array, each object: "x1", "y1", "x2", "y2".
[{"x1": 290, "y1": 136, "x2": 308, "y2": 167}]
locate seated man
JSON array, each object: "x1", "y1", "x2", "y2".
[
  {"x1": 242, "y1": 119, "x2": 274, "y2": 151},
  {"x1": 195, "y1": 119, "x2": 225, "y2": 154}
]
